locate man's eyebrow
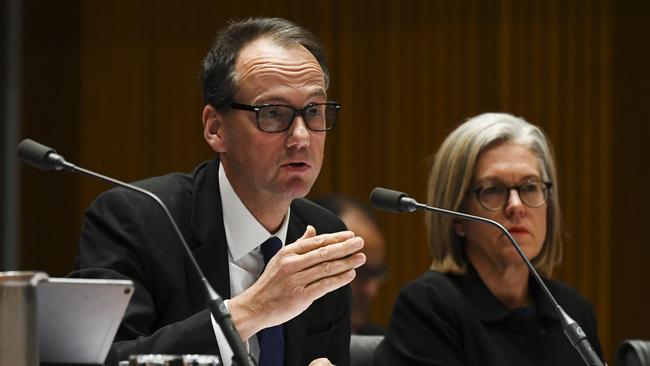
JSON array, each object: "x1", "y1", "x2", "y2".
[
  {"x1": 309, "y1": 89, "x2": 327, "y2": 98},
  {"x1": 257, "y1": 89, "x2": 328, "y2": 106}
]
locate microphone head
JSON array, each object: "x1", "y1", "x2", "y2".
[
  {"x1": 370, "y1": 187, "x2": 411, "y2": 213},
  {"x1": 17, "y1": 139, "x2": 59, "y2": 171}
]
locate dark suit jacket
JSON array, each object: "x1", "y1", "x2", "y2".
[
  {"x1": 375, "y1": 267, "x2": 602, "y2": 366},
  {"x1": 69, "y1": 158, "x2": 351, "y2": 366}
]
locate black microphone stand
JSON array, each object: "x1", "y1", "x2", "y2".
[
  {"x1": 18, "y1": 139, "x2": 256, "y2": 366},
  {"x1": 371, "y1": 187, "x2": 605, "y2": 366}
]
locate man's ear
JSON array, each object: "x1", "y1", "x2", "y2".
[{"x1": 202, "y1": 104, "x2": 226, "y2": 153}]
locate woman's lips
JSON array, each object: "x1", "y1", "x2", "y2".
[{"x1": 508, "y1": 227, "x2": 529, "y2": 235}]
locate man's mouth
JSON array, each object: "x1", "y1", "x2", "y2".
[{"x1": 282, "y1": 162, "x2": 310, "y2": 171}]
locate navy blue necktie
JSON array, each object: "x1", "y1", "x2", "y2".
[{"x1": 258, "y1": 237, "x2": 284, "y2": 366}]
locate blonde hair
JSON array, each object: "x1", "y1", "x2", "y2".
[{"x1": 426, "y1": 113, "x2": 562, "y2": 277}]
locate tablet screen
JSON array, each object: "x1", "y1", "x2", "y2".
[{"x1": 37, "y1": 278, "x2": 134, "y2": 364}]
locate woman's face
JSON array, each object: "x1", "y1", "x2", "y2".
[{"x1": 456, "y1": 142, "x2": 548, "y2": 270}]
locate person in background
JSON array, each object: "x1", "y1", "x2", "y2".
[
  {"x1": 313, "y1": 194, "x2": 387, "y2": 335},
  {"x1": 375, "y1": 113, "x2": 602, "y2": 365},
  {"x1": 70, "y1": 17, "x2": 365, "y2": 366}
]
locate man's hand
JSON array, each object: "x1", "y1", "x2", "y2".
[
  {"x1": 309, "y1": 358, "x2": 335, "y2": 366},
  {"x1": 229, "y1": 225, "x2": 365, "y2": 341}
]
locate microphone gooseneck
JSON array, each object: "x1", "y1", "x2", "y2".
[
  {"x1": 17, "y1": 139, "x2": 256, "y2": 366},
  {"x1": 370, "y1": 187, "x2": 605, "y2": 366}
]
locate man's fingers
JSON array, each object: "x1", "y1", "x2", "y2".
[
  {"x1": 303, "y1": 267, "x2": 358, "y2": 301},
  {"x1": 295, "y1": 237, "x2": 364, "y2": 272},
  {"x1": 300, "y1": 225, "x2": 317, "y2": 240},
  {"x1": 309, "y1": 358, "x2": 335, "y2": 366},
  {"x1": 297, "y1": 252, "x2": 366, "y2": 285},
  {"x1": 291, "y1": 230, "x2": 356, "y2": 255}
]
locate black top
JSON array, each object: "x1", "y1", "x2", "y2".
[
  {"x1": 375, "y1": 266, "x2": 602, "y2": 366},
  {"x1": 69, "y1": 158, "x2": 351, "y2": 366}
]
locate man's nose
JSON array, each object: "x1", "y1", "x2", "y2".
[{"x1": 286, "y1": 115, "x2": 310, "y2": 148}]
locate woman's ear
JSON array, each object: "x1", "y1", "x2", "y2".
[{"x1": 202, "y1": 105, "x2": 226, "y2": 153}]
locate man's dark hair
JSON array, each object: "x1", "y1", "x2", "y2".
[{"x1": 201, "y1": 17, "x2": 330, "y2": 109}]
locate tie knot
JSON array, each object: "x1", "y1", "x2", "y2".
[{"x1": 261, "y1": 237, "x2": 282, "y2": 264}]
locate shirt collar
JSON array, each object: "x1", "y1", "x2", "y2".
[
  {"x1": 218, "y1": 163, "x2": 289, "y2": 261},
  {"x1": 450, "y1": 263, "x2": 557, "y2": 323}
]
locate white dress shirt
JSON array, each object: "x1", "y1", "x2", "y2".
[{"x1": 211, "y1": 163, "x2": 289, "y2": 366}]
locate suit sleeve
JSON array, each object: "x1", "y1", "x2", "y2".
[
  {"x1": 326, "y1": 285, "x2": 352, "y2": 366},
  {"x1": 68, "y1": 188, "x2": 218, "y2": 365}
]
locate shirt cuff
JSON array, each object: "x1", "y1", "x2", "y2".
[{"x1": 211, "y1": 299, "x2": 250, "y2": 366}]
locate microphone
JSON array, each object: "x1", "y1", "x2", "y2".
[
  {"x1": 17, "y1": 139, "x2": 71, "y2": 171},
  {"x1": 370, "y1": 187, "x2": 605, "y2": 366},
  {"x1": 17, "y1": 139, "x2": 256, "y2": 366}
]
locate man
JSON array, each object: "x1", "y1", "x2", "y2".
[
  {"x1": 313, "y1": 195, "x2": 387, "y2": 335},
  {"x1": 70, "y1": 18, "x2": 365, "y2": 366}
]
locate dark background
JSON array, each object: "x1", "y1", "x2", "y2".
[{"x1": 3, "y1": 1, "x2": 649, "y2": 363}]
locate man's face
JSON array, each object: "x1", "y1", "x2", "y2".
[{"x1": 205, "y1": 38, "x2": 327, "y2": 207}]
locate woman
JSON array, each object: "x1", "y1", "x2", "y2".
[{"x1": 375, "y1": 113, "x2": 602, "y2": 365}]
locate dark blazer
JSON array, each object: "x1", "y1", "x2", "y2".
[
  {"x1": 375, "y1": 268, "x2": 602, "y2": 366},
  {"x1": 70, "y1": 158, "x2": 351, "y2": 366}
]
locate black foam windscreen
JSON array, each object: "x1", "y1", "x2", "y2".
[
  {"x1": 616, "y1": 339, "x2": 650, "y2": 366},
  {"x1": 17, "y1": 139, "x2": 58, "y2": 171},
  {"x1": 369, "y1": 187, "x2": 409, "y2": 213}
]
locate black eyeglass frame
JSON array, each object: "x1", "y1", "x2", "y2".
[
  {"x1": 470, "y1": 181, "x2": 553, "y2": 211},
  {"x1": 223, "y1": 101, "x2": 341, "y2": 133}
]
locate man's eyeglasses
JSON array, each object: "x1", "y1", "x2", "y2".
[
  {"x1": 224, "y1": 101, "x2": 340, "y2": 133},
  {"x1": 470, "y1": 181, "x2": 553, "y2": 211}
]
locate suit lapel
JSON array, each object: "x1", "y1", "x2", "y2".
[{"x1": 187, "y1": 157, "x2": 231, "y2": 313}]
